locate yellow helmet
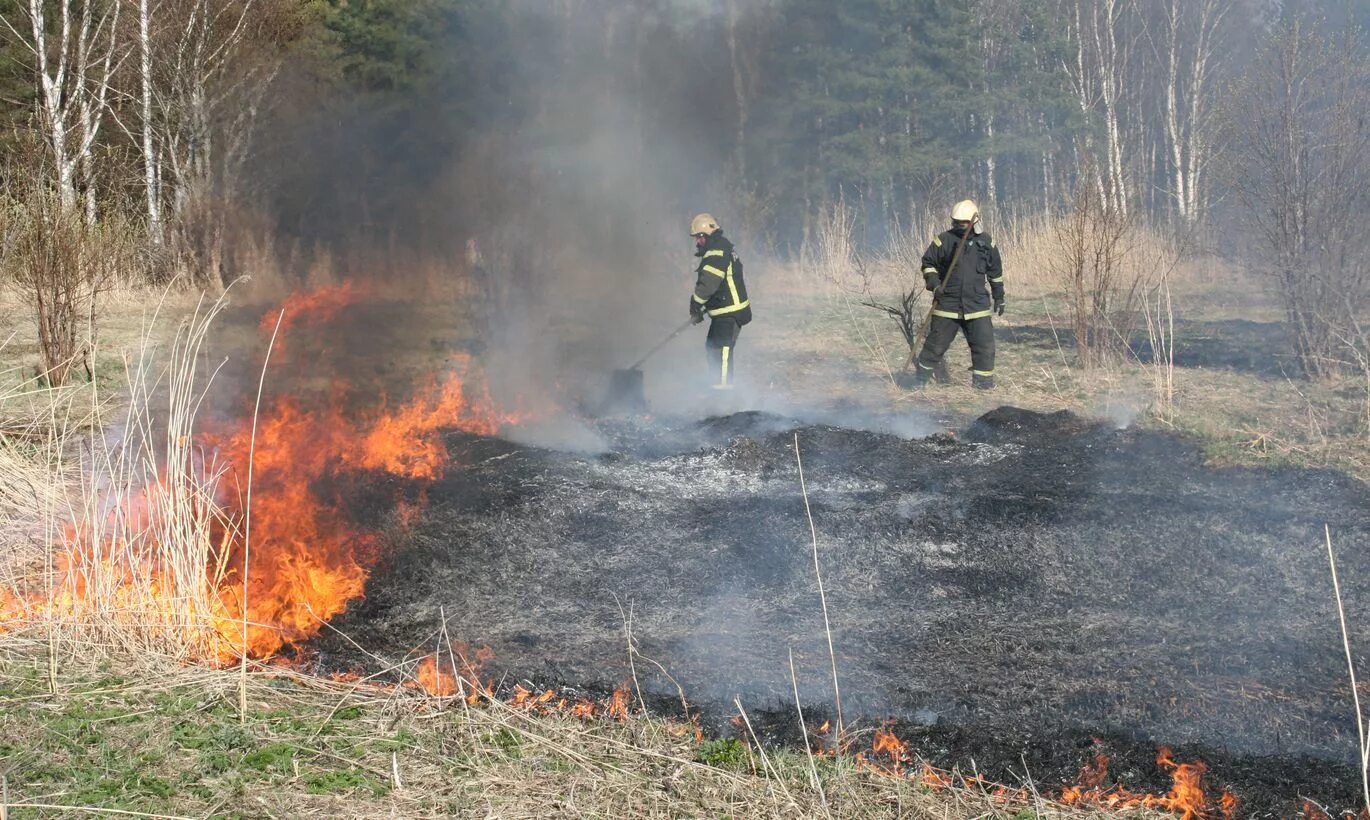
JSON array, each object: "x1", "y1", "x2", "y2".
[
  {"x1": 690, "y1": 213, "x2": 721, "y2": 236},
  {"x1": 951, "y1": 200, "x2": 979, "y2": 223}
]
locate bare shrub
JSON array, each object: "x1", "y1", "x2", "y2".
[
  {"x1": 4, "y1": 190, "x2": 133, "y2": 386},
  {"x1": 1141, "y1": 274, "x2": 1177, "y2": 425},
  {"x1": 1051, "y1": 181, "x2": 1158, "y2": 369},
  {"x1": 1230, "y1": 21, "x2": 1370, "y2": 379}
]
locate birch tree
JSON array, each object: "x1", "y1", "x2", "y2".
[
  {"x1": 3, "y1": 0, "x2": 122, "y2": 218},
  {"x1": 1061, "y1": 0, "x2": 1137, "y2": 215},
  {"x1": 1156, "y1": 0, "x2": 1231, "y2": 225},
  {"x1": 157, "y1": 0, "x2": 255, "y2": 220},
  {"x1": 137, "y1": 0, "x2": 159, "y2": 240}
]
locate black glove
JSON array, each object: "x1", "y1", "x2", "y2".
[
  {"x1": 689, "y1": 299, "x2": 705, "y2": 324},
  {"x1": 924, "y1": 273, "x2": 940, "y2": 292},
  {"x1": 994, "y1": 299, "x2": 1005, "y2": 317}
]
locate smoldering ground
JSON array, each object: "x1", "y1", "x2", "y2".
[{"x1": 313, "y1": 406, "x2": 1368, "y2": 816}]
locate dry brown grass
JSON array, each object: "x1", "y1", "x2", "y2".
[{"x1": 754, "y1": 216, "x2": 1370, "y2": 481}]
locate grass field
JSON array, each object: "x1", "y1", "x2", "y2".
[
  {"x1": 0, "y1": 645, "x2": 1176, "y2": 819},
  {"x1": 0, "y1": 260, "x2": 1364, "y2": 817}
]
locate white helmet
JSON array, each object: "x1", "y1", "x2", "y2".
[
  {"x1": 690, "y1": 213, "x2": 721, "y2": 236},
  {"x1": 951, "y1": 199, "x2": 983, "y2": 234},
  {"x1": 951, "y1": 199, "x2": 979, "y2": 222}
]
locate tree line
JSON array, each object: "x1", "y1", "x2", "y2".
[{"x1": 0, "y1": 0, "x2": 1366, "y2": 381}]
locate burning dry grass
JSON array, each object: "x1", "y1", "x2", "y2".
[
  {"x1": 0, "y1": 644, "x2": 1185, "y2": 820},
  {"x1": 0, "y1": 281, "x2": 527, "y2": 668}
]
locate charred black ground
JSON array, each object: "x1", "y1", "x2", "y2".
[{"x1": 315, "y1": 407, "x2": 1368, "y2": 816}]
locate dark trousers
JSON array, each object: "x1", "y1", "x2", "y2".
[
  {"x1": 916, "y1": 315, "x2": 995, "y2": 377},
  {"x1": 706, "y1": 317, "x2": 742, "y2": 389}
]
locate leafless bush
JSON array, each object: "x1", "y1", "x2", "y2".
[
  {"x1": 1333, "y1": 308, "x2": 1370, "y2": 439},
  {"x1": 1051, "y1": 180, "x2": 1157, "y2": 369},
  {"x1": 4, "y1": 189, "x2": 133, "y2": 386},
  {"x1": 1141, "y1": 274, "x2": 1177, "y2": 425},
  {"x1": 1230, "y1": 21, "x2": 1370, "y2": 379}
]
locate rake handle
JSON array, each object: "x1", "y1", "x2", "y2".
[{"x1": 627, "y1": 318, "x2": 697, "y2": 371}]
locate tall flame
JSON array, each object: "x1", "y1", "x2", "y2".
[{"x1": 0, "y1": 287, "x2": 525, "y2": 664}]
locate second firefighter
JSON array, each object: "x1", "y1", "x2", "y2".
[
  {"x1": 914, "y1": 199, "x2": 1005, "y2": 390},
  {"x1": 688, "y1": 213, "x2": 752, "y2": 390}
]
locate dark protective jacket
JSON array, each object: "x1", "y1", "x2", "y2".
[
  {"x1": 692, "y1": 231, "x2": 752, "y2": 324},
  {"x1": 921, "y1": 227, "x2": 1004, "y2": 320}
]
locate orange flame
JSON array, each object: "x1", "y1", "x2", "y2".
[
  {"x1": 1157, "y1": 747, "x2": 1208, "y2": 820},
  {"x1": 607, "y1": 684, "x2": 631, "y2": 720},
  {"x1": 0, "y1": 290, "x2": 529, "y2": 664},
  {"x1": 1219, "y1": 789, "x2": 1239, "y2": 820},
  {"x1": 416, "y1": 655, "x2": 459, "y2": 697},
  {"x1": 872, "y1": 729, "x2": 908, "y2": 762},
  {"x1": 1059, "y1": 743, "x2": 1231, "y2": 819},
  {"x1": 259, "y1": 282, "x2": 366, "y2": 355},
  {"x1": 413, "y1": 644, "x2": 496, "y2": 699},
  {"x1": 1301, "y1": 799, "x2": 1331, "y2": 820}
]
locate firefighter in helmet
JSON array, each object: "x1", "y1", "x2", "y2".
[
  {"x1": 913, "y1": 199, "x2": 1004, "y2": 390},
  {"x1": 688, "y1": 213, "x2": 752, "y2": 389}
]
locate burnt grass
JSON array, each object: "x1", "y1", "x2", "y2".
[{"x1": 315, "y1": 407, "x2": 1369, "y2": 817}]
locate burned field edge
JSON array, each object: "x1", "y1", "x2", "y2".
[{"x1": 310, "y1": 406, "x2": 1370, "y2": 817}]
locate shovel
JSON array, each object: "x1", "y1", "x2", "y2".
[{"x1": 603, "y1": 318, "x2": 696, "y2": 413}]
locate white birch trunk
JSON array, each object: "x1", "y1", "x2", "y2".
[
  {"x1": 15, "y1": 0, "x2": 120, "y2": 216},
  {"x1": 1095, "y1": 0, "x2": 1130, "y2": 216},
  {"x1": 1160, "y1": 0, "x2": 1231, "y2": 225},
  {"x1": 140, "y1": 0, "x2": 162, "y2": 242}
]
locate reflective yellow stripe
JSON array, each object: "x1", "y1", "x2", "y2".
[
  {"x1": 708, "y1": 299, "x2": 750, "y2": 316},
  {"x1": 725, "y1": 261, "x2": 741, "y2": 304},
  {"x1": 702, "y1": 265, "x2": 727, "y2": 278},
  {"x1": 932, "y1": 236, "x2": 943, "y2": 247},
  {"x1": 922, "y1": 266, "x2": 939, "y2": 274},
  {"x1": 703, "y1": 249, "x2": 725, "y2": 258},
  {"x1": 692, "y1": 294, "x2": 707, "y2": 304},
  {"x1": 973, "y1": 369, "x2": 994, "y2": 376},
  {"x1": 988, "y1": 276, "x2": 1004, "y2": 283},
  {"x1": 719, "y1": 346, "x2": 731, "y2": 387},
  {"x1": 931, "y1": 308, "x2": 993, "y2": 320}
]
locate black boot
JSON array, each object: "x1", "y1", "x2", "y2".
[
  {"x1": 972, "y1": 373, "x2": 995, "y2": 390},
  {"x1": 911, "y1": 364, "x2": 934, "y2": 389}
]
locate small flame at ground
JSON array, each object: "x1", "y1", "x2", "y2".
[
  {"x1": 852, "y1": 730, "x2": 1238, "y2": 820},
  {"x1": 1056, "y1": 741, "x2": 1233, "y2": 820}
]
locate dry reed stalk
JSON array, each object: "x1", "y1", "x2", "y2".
[
  {"x1": 1325, "y1": 525, "x2": 1370, "y2": 814},
  {"x1": 788, "y1": 646, "x2": 830, "y2": 817},
  {"x1": 241, "y1": 306, "x2": 285, "y2": 721},
  {"x1": 734, "y1": 697, "x2": 800, "y2": 812},
  {"x1": 794, "y1": 432, "x2": 844, "y2": 739}
]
